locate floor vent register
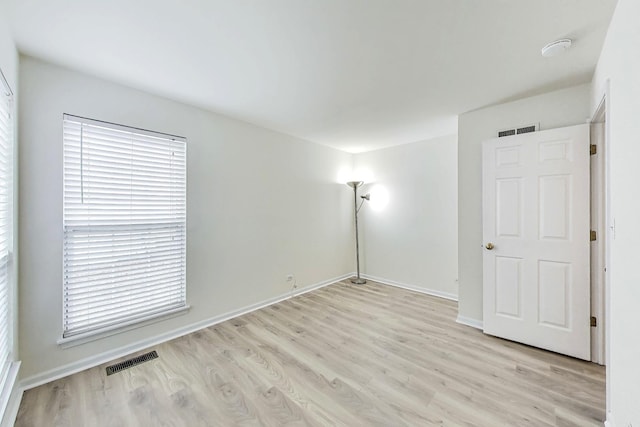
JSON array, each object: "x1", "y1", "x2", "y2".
[{"x1": 105, "y1": 350, "x2": 159, "y2": 376}]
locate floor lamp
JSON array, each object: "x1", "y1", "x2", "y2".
[{"x1": 346, "y1": 181, "x2": 369, "y2": 284}]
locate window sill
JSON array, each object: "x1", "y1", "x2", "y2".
[{"x1": 57, "y1": 305, "x2": 191, "y2": 349}]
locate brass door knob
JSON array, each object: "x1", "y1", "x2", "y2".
[{"x1": 485, "y1": 242, "x2": 494, "y2": 250}]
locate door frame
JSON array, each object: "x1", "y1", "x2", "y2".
[
  {"x1": 590, "y1": 80, "x2": 611, "y2": 423},
  {"x1": 590, "y1": 93, "x2": 608, "y2": 366}
]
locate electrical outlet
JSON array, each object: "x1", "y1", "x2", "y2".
[{"x1": 286, "y1": 274, "x2": 294, "y2": 282}]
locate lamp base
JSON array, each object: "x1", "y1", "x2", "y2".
[{"x1": 350, "y1": 277, "x2": 367, "y2": 285}]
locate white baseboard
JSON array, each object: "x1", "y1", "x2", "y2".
[
  {"x1": 455, "y1": 314, "x2": 484, "y2": 330},
  {"x1": 20, "y1": 273, "x2": 351, "y2": 391},
  {"x1": 0, "y1": 362, "x2": 21, "y2": 427},
  {"x1": 361, "y1": 274, "x2": 458, "y2": 301}
]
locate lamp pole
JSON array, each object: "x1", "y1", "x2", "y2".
[{"x1": 347, "y1": 181, "x2": 366, "y2": 284}]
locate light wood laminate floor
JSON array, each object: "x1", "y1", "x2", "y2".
[{"x1": 15, "y1": 280, "x2": 605, "y2": 426}]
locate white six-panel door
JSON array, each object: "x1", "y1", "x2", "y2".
[{"x1": 482, "y1": 124, "x2": 590, "y2": 360}]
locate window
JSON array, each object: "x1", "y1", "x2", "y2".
[
  {"x1": 0, "y1": 71, "x2": 14, "y2": 391},
  {"x1": 63, "y1": 115, "x2": 187, "y2": 340}
]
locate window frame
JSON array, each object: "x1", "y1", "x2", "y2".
[
  {"x1": 0, "y1": 67, "x2": 18, "y2": 418},
  {"x1": 60, "y1": 114, "x2": 188, "y2": 344}
]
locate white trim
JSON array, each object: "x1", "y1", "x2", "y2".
[
  {"x1": 0, "y1": 362, "x2": 21, "y2": 427},
  {"x1": 603, "y1": 412, "x2": 615, "y2": 427},
  {"x1": 361, "y1": 274, "x2": 458, "y2": 301},
  {"x1": 21, "y1": 273, "x2": 351, "y2": 390},
  {"x1": 589, "y1": 102, "x2": 607, "y2": 366},
  {"x1": 590, "y1": 79, "x2": 612, "y2": 416},
  {"x1": 57, "y1": 305, "x2": 191, "y2": 348},
  {"x1": 63, "y1": 113, "x2": 185, "y2": 141},
  {"x1": 0, "y1": 361, "x2": 19, "y2": 427},
  {"x1": 455, "y1": 314, "x2": 484, "y2": 330}
]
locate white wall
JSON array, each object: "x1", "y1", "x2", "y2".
[
  {"x1": 457, "y1": 84, "x2": 591, "y2": 322},
  {"x1": 0, "y1": 13, "x2": 17, "y2": 91},
  {"x1": 354, "y1": 135, "x2": 458, "y2": 299},
  {"x1": 591, "y1": 0, "x2": 640, "y2": 424},
  {"x1": 18, "y1": 56, "x2": 355, "y2": 381}
]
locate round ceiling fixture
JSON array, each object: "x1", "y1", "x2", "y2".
[{"x1": 541, "y1": 39, "x2": 572, "y2": 57}]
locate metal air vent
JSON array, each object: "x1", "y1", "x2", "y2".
[
  {"x1": 498, "y1": 123, "x2": 539, "y2": 138},
  {"x1": 498, "y1": 129, "x2": 516, "y2": 138},
  {"x1": 517, "y1": 125, "x2": 537, "y2": 134},
  {"x1": 106, "y1": 351, "x2": 158, "y2": 376}
]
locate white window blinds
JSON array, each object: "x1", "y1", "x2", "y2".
[
  {"x1": 63, "y1": 115, "x2": 187, "y2": 339},
  {"x1": 0, "y1": 75, "x2": 14, "y2": 388}
]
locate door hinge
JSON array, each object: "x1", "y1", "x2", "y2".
[
  {"x1": 590, "y1": 144, "x2": 597, "y2": 155},
  {"x1": 591, "y1": 316, "x2": 597, "y2": 327},
  {"x1": 590, "y1": 230, "x2": 597, "y2": 241}
]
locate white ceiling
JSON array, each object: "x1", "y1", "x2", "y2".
[{"x1": 7, "y1": 0, "x2": 616, "y2": 153}]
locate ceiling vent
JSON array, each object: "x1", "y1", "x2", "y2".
[{"x1": 498, "y1": 123, "x2": 539, "y2": 138}]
